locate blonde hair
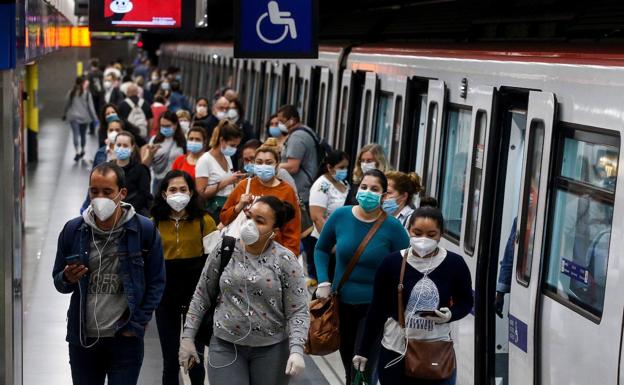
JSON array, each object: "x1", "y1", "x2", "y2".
[
  {"x1": 209, "y1": 119, "x2": 242, "y2": 149},
  {"x1": 176, "y1": 109, "x2": 192, "y2": 121},
  {"x1": 353, "y1": 143, "x2": 390, "y2": 184},
  {"x1": 255, "y1": 137, "x2": 281, "y2": 163},
  {"x1": 386, "y1": 171, "x2": 423, "y2": 202}
]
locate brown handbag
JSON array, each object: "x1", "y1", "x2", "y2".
[
  {"x1": 398, "y1": 251, "x2": 456, "y2": 380},
  {"x1": 305, "y1": 211, "x2": 387, "y2": 356}
]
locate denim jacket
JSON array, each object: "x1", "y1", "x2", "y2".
[{"x1": 52, "y1": 214, "x2": 165, "y2": 345}]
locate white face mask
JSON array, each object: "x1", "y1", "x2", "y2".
[
  {"x1": 410, "y1": 237, "x2": 439, "y2": 258},
  {"x1": 166, "y1": 192, "x2": 191, "y2": 212},
  {"x1": 196, "y1": 106, "x2": 208, "y2": 115},
  {"x1": 227, "y1": 108, "x2": 239, "y2": 121},
  {"x1": 91, "y1": 197, "x2": 119, "y2": 222},
  {"x1": 240, "y1": 219, "x2": 260, "y2": 245},
  {"x1": 103, "y1": 80, "x2": 113, "y2": 90},
  {"x1": 215, "y1": 111, "x2": 227, "y2": 120},
  {"x1": 360, "y1": 162, "x2": 377, "y2": 174},
  {"x1": 107, "y1": 131, "x2": 119, "y2": 144},
  {"x1": 179, "y1": 121, "x2": 190, "y2": 134}
]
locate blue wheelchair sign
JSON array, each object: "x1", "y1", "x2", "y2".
[{"x1": 235, "y1": 0, "x2": 318, "y2": 58}]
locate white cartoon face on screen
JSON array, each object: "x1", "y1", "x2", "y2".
[{"x1": 110, "y1": 0, "x2": 133, "y2": 13}]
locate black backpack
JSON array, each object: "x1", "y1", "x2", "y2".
[
  {"x1": 293, "y1": 126, "x2": 332, "y2": 182},
  {"x1": 194, "y1": 235, "x2": 236, "y2": 346}
]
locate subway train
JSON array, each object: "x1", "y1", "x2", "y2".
[{"x1": 159, "y1": 42, "x2": 624, "y2": 385}]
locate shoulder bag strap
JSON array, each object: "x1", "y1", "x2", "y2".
[
  {"x1": 398, "y1": 250, "x2": 409, "y2": 328},
  {"x1": 336, "y1": 211, "x2": 387, "y2": 293}
]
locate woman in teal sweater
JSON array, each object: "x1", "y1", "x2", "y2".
[{"x1": 314, "y1": 169, "x2": 409, "y2": 383}]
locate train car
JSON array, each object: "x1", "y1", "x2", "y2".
[{"x1": 159, "y1": 42, "x2": 624, "y2": 385}]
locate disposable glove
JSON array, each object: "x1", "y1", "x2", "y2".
[
  {"x1": 352, "y1": 355, "x2": 368, "y2": 372},
  {"x1": 423, "y1": 307, "x2": 452, "y2": 324},
  {"x1": 285, "y1": 352, "x2": 305, "y2": 376},
  {"x1": 178, "y1": 337, "x2": 199, "y2": 374},
  {"x1": 315, "y1": 282, "x2": 332, "y2": 299}
]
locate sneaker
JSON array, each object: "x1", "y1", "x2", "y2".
[
  {"x1": 79, "y1": 151, "x2": 85, "y2": 159},
  {"x1": 73, "y1": 153, "x2": 81, "y2": 161}
]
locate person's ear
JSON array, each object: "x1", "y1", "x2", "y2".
[
  {"x1": 119, "y1": 188, "x2": 128, "y2": 201},
  {"x1": 161, "y1": 192, "x2": 168, "y2": 200}
]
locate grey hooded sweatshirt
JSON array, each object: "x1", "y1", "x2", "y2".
[{"x1": 82, "y1": 203, "x2": 136, "y2": 337}]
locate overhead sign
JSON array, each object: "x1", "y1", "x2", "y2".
[
  {"x1": 0, "y1": 1, "x2": 16, "y2": 70},
  {"x1": 235, "y1": 0, "x2": 318, "y2": 59}
]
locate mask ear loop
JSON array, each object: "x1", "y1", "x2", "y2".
[{"x1": 385, "y1": 247, "x2": 435, "y2": 369}]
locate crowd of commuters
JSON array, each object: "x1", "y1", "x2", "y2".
[{"x1": 53, "y1": 55, "x2": 472, "y2": 385}]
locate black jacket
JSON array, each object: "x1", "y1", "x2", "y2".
[{"x1": 123, "y1": 160, "x2": 152, "y2": 216}]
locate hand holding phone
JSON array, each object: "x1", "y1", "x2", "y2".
[
  {"x1": 416, "y1": 310, "x2": 438, "y2": 317},
  {"x1": 64, "y1": 255, "x2": 88, "y2": 284}
]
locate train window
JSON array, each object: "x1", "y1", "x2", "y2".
[
  {"x1": 543, "y1": 127, "x2": 619, "y2": 320},
  {"x1": 391, "y1": 96, "x2": 403, "y2": 166},
  {"x1": 439, "y1": 106, "x2": 472, "y2": 241},
  {"x1": 318, "y1": 82, "x2": 327, "y2": 135},
  {"x1": 422, "y1": 102, "x2": 438, "y2": 195},
  {"x1": 362, "y1": 90, "x2": 372, "y2": 147},
  {"x1": 464, "y1": 111, "x2": 487, "y2": 255},
  {"x1": 516, "y1": 120, "x2": 545, "y2": 284},
  {"x1": 374, "y1": 92, "x2": 393, "y2": 159}
]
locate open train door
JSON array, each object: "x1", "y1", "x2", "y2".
[{"x1": 507, "y1": 91, "x2": 556, "y2": 385}]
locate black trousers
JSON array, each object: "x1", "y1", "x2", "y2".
[
  {"x1": 155, "y1": 304, "x2": 205, "y2": 385},
  {"x1": 338, "y1": 302, "x2": 380, "y2": 384}
]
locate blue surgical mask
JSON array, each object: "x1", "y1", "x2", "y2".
[
  {"x1": 187, "y1": 141, "x2": 203, "y2": 154},
  {"x1": 244, "y1": 163, "x2": 255, "y2": 174},
  {"x1": 254, "y1": 164, "x2": 276, "y2": 182},
  {"x1": 221, "y1": 145, "x2": 237, "y2": 157},
  {"x1": 356, "y1": 190, "x2": 382, "y2": 212},
  {"x1": 334, "y1": 169, "x2": 348, "y2": 182},
  {"x1": 105, "y1": 113, "x2": 119, "y2": 123},
  {"x1": 382, "y1": 197, "x2": 399, "y2": 214},
  {"x1": 114, "y1": 146, "x2": 132, "y2": 161},
  {"x1": 269, "y1": 126, "x2": 282, "y2": 137},
  {"x1": 160, "y1": 125, "x2": 175, "y2": 137}
]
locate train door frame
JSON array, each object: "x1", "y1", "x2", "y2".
[
  {"x1": 316, "y1": 67, "x2": 332, "y2": 141},
  {"x1": 337, "y1": 69, "x2": 365, "y2": 174},
  {"x1": 419, "y1": 79, "x2": 446, "y2": 197},
  {"x1": 505, "y1": 91, "x2": 556, "y2": 385},
  {"x1": 287, "y1": 63, "x2": 298, "y2": 105},
  {"x1": 358, "y1": 72, "x2": 379, "y2": 150},
  {"x1": 370, "y1": 73, "x2": 407, "y2": 169},
  {"x1": 399, "y1": 77, "x2": 429, "y2": 172}
]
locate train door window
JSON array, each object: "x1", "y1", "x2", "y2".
[
  {"x1": 339, "y1": 85, "x2": 349, "y2": 149},
  {"x1": 439, "y1": 106, "x2": 472, "y2": 241},
  {"x1": 543, "y1": 126, "x2": 619, "y2": 319},
  {"x1": 317, "y1": 82, "x2": 326, "y2": 136},
  {"x1": 373, "y1": 92, "x2": 392, "y2": 165},
  {"x1": 422, "y1": 102, "x2": 438, "y2": 195},
  {"x1": 464, "y1": 111, "x2": 487, "y2": 255},
  {"x1": 361, "y1": 90, "x2": 372, "y2": 148},
  {"x1": 270, "y1": 74, "x2": 280, "y2": 115},
  {"x1": 391, "y1": 96, "x2": 403, "y2": 167},
  {"x1": 515, "y1": 121, "x2": 545, "y2": 284}
]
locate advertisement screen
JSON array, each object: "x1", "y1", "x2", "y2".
[{"x1": 90, "y1": 0, "x2": 191, "y2": 32}]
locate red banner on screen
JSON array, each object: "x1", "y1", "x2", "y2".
[{"x1": 104, "y1": 0, "x2": 182, "y2": 28}]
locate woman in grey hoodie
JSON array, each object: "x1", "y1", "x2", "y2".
[
  {"x1": 64, "y1": 76, "x2": 97, "y2": 161},
  {"x1": 179, "y1": 196, "x2": 309, "y2": 385}
]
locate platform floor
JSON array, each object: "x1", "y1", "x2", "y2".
[{"x1": 21, "y1": 51, "x2": 344, "y2": 385}]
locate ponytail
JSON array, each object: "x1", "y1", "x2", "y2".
[{"x1": 209, "y1": 119, "x2": 242, "y2": 149}]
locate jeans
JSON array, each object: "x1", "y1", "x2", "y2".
[
  {"x1": 68, "y1": 336, "x2": 144, "y2": 385},
  {"x1": 70, "y1": 121, "x2": 88, "y2": 153},
  {"x1": 378, "y1": 347, "x2": 457, "y2": 385},
  {"x1": 301, "y1": 235, "x2": 318, "y2": 279},
  {"x1": 207, "y1": 337, "x2": 290, "y2": 385},
  {"x1": 339, "y1": 302, "x2": 380, "y2": 384},
  {"x1": 155, "y1": 304, "x2": 205, "y2": 385}
]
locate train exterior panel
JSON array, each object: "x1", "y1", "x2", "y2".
[{"x1": 159, "y1": 42, "x2": 624, "y2": 385}]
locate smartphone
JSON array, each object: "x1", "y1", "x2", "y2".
[
  {"x1": 416, "y1": 310, "x2": 437, "y2": 317},
  {"x1": 65, "y1": 254, "x2": 83, "y2": 266}
]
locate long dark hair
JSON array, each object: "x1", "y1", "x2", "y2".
[
  {"x1": 98, "y1": 103, "x2": 122, "y2": 141},
  {"x1": 70, "y1": 76, "x2": 85, "y2": 99},
  {"x1": 150, "y1": 170, "x2": 203, "y2": 221},
  {"x1": 154, "y1": 110, "x2": 186, "y2": 150},
  {"x1": 317, "y1": 149, "x2": 349, "y2": 179}
]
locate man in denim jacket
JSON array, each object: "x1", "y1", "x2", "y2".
[{"x1": 52, "y1": 162, "x2": 165, "y2": 385}]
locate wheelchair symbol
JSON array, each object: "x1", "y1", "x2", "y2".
[{"x1": 256, "y1": 1, "x2": 298, "y2": 45}]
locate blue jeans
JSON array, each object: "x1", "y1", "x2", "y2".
[
  {"x1": 155, "y1": 304, "x2": 205, "y2": 385},
  {"x1": 69, "y1": 121, "x2": 88, "y2": 152},
  {"x1": 378, "y1": 347, "x2": 457, "y2": 385},
  {"x1": 68, "y1": 336, "x2": 144, "y2": 385}
]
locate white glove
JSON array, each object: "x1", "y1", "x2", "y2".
[
  {"x1": 423, "y1": 307, "x2": 452, "y2": 324},
  {"x1": 285, "y1": 352, "x2": 305, "y2": 376},
  {"x1": 178, "y1": 337, "x2": 199, "y2": 374},
  {"x1": 315, "y1": 282, "x2": 331, "y2": 299},
  {"x1": 352, "y1": 355, "x2": 368, "y2": 372}
]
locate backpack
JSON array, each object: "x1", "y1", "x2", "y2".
[
  {"x1": 293, "y1": 126, "x2": 333, "y2": 182},
  {"x1": 125, "y1": 98, "x2": 148, "y2": 138},
  {"x1": 194, "y1": 235, "x2": 237, "y2": 346}
]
